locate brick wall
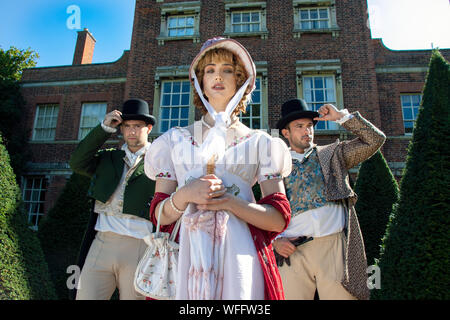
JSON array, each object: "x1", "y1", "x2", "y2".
[
  {"x1": 18, "y1": 0, "x2": 450, "y2": 217},
  {"x1": 126, "y1": 0, "x2": 382, "y2": 127}
]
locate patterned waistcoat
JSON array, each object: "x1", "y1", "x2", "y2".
[{"x1": 284, "y1": 149, "x2": 332, "y2": 217}]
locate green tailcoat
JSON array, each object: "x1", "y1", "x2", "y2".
[
  {"x1": 69, "y1": 124, "x2": 155, "y2": 219},
  {"x1": 68, "y1": 124, "x2": 155, "y2": 300}
]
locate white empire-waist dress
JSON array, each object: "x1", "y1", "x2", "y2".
[{"x1": 144, "y1": 125, "x2": 291, "y2": 299}]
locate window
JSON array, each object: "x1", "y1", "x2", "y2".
[
  {"x1": 224, "y1": 1, "x2": 268, "y2": 39},
  {"x1": 232, "y1": 11, "x2": 261, "y2": 33},
  {"x1": 296, "y1": 59, "x2": 343, "y2": 132},
  {"x1": 78, "y1": 102, "x2": 107, "y2": 140},
  {"x1": 157, "y1": 1, "x2": 201, "y2": 45},
  {"x1": 401, "y1": 94, "x2": 421, "y2": 135},
  {"x1": 299, "y1": 8, "x2": 330, "y2": 30},
  {"x1": 167, "y1": 15, "x2": 195, "y2": 37},
  {"x1": 32, "y1": 104, "x2": 59, "y2": 141},
  {"x1": 22, "y1": 177, "x2": 47, "y2": 231},
  {"x1": 160, "y1": 80, "x2": 191, "y2": 132},
  {"x1": 153, "y1": 65, "x2": 195, "y2": 133},
  {"x1": 240, "y1": 77, "x2": 262, "y2": 129},
  {"x1": 303, "y1": 76, "x2": 337, "y2": 130},
  {"x1": 293, "y1": 0, "x2": 339, "y2": 38}
]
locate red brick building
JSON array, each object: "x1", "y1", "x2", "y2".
[{"x1": 19, "y1": 0, "x2": 449, "y2": 229}]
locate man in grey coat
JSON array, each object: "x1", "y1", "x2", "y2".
[{"x1": 274, "y1": 99, "x2": 385, "y2": 300}]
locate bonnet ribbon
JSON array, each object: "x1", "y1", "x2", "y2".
[{"x1": 192, "y1": 73, "x2": 250, "y2": 166}]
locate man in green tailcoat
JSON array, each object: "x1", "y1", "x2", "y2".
[{"x1": 69, "y1": 99, "x2": 156, "y2": 300}]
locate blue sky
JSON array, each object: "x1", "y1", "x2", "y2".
[
  {"x1": 0, "y1": 0, "x2": 449, "y2": 68},
  {"x1": 0, "y1": 0, "x2": 135, "y2": 67}
]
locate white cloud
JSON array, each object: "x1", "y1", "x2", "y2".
[{"x1": 368, "y1": 0, "x2": 450, "y2": 50}]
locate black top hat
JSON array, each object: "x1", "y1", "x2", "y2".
[
  {"x1": 276, "y1": 99, "x2": 319, "y2": 130},
  {"x1": 120, "y1": 98, "x2": 156, "y2": 125}
]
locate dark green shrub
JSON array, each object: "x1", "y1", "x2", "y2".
[
  {"x1": 373, "y1": 50, "x2": 450, "y2": 299},
  {"x1": 38, "y1": 173, "x2": 92, "y2": 299},
  {"x1": 0, "y1": 134, "x2": 56, "y2": 300},
  {"x1": 354, "y1": 150, "x2": 399, "y2": 266},
  {"x1": 0, "y1": 47, "x2": 37, "y2": 178}
]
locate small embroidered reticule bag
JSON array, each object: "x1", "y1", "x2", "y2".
[{"x1": 134, "y1": 198, "x2": 181, "y2": 299}]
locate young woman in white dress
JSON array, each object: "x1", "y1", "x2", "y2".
[{"x1": 145, "y1": 37, "x2": 292, "y2": 300}]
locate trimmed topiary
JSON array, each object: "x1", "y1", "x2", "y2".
[
  {"x1": 354, "y1": 150, "x2": 399, "y2": 266},
  {"x1": 0, "y1": 134, "x2": 56, "y2": 300},
  {"x1": 373, "y1": 50, "x2": 450, "y2": 299}
]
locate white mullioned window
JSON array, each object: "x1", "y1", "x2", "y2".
[
  {"x1": 160, "y1": 80, "x2": 191, "y2": 132},
  {"x1": 78, "y1": 102, "x2": 107, "y2": 140},
  {"x1": 299, "y1": 7, "x2": 330, "y2": 30},
  {"x1": 22, "y1": 176, "x2": 47, "y2": 230},
  {"x1": 32, "y1": 104, "x2": 59, "y2": 141},
  {"x1": 401, "y1": 94, "x2": 422, "y2": 135},
  {"x1": 231, "y1": 11, "x2": 261, "y2": 33},
  {"x1": 303, "y1": 75, "x2": 337, "y2": 130},
  {"x1": 240, "y1": 77, "x2": 262, "y2": 129},
  {"x1": 167, "y1": 15, "x2": 195, "y2": 37}
]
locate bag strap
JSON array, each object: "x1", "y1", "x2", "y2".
[
  {"x1": 155, "y1": 197, "x2": 182, "y2": 242},
  {"x1": 170, "y1": 216, "x2": 182, "y2": 242}
]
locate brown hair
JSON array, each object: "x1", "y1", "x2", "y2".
[{"x1": 193, "y1": 48, "x2": 251, "y2": 116}]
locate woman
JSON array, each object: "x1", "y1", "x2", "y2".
[{"x1": 144, "y1": 37, "x2": 292, "y2": 300}]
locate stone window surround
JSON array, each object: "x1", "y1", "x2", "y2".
[
  {"x1": 296, "y1": 59, "x2": 344, "y2": 134},
  {"x1": 293, "y1": 0, "x2": 340, "y2": 38},
  {"x1": 224, "y1": 0, "x2": 269, "y2": 39},
  {"x1": 157, "y1": 1, "x2": 201, "y2": 45}
]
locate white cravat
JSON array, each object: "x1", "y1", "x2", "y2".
[{"x1": 192, "y1": 73, "x2": 250, "y2": 165}]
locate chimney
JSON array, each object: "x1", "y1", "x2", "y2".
[{"x1": 72, "y1": 28, "x2": 96, "y2": 65}]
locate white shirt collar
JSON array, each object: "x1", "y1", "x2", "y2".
[
  {"x1": 121, "y1": 142, "x2": 150, "y2": 167},
  {"x1": 289, "y1": 144, "x2": 315, "y2": 162}
]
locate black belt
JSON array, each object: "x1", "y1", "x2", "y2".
[{"x1": 274, "y1": 236, "x2": 314, "y2": 267}]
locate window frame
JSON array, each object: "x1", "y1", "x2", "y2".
[
  {"x1": 231, "y1": 10, "x2": 262, "y2": 34},
  {"x1": 224, "y1": 0, "x2": 268, "y2": 39},
  {"x1": 32, "y1": 104, "x2": 59, "y2": 141},
  {"x1": 153, "y1": 65, "x2": 195, "y2": 134},
  {"x1": 400, "y1": 93, "x2": 422, "y2": 135},
  {"x1": 240, "y1": 76, "x2": 263, "y2": 129},
  {"x1": 302, "y1": 74, "x2": 338, "y2": 130},
  {"x1": 22, "y1": 176, "x2": 47, "y2": 231},
  {"x1": 78, "y1": 102, "x2": 107, "y2": 140},
  {"x1": 157, "y1": 1, "x2": 201, "y2": 45},
  {"x1": 293, "y1": 0, "x2": 340, "y2": 38},
  {"x1": 298, "y1": 7, "x2": 330, "y2": 30},
  {"x1": 159, "y1": 79, "x2": 192, "y2": 133},
  {"x1": 167, "y1": 14, "x2": 195, "y2": 38},
  {"x1": 296, "y1": 59, "x2": 344, "y2": 134}
]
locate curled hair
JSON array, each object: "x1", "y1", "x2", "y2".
[{"x1": 193, "y1": 48, "x2": 251, "y2": 116}]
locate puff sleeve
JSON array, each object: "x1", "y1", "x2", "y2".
[
  {"x1": 144, "y1": 131, "x2": 177, "y2": 181},
  {"x1": 256, "y1": 134, "x2": 292, "y2": 183}
]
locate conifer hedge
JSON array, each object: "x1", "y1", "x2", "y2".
[
  {"x1": 354, "y1": 150, "x2": 399, "y2": 266},
  {"x1": 38, "y1": 173, "x2": 91, "y2": 299},
  {"x1": 373, "y1": 50, "x2": 450, "y2": 299},
  {"x1": 0, "y1": 134, "x2": 56, "y2": 300}
]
